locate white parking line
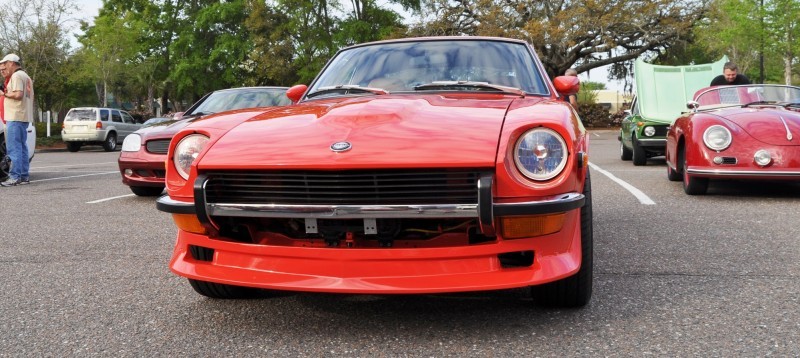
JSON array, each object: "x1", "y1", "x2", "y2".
[
  {"x1": 31, "y1": 162, "x2": 118, "y2": 170},
  {"x1": 31, "y1": 171, "x2": 120, "y2": 183},
  {"x1": 589, "y1": 162, "x2": 656, "y2": 205},
  {"x1": 87, "y1": 194, "x2": 136, "y2": 204}
]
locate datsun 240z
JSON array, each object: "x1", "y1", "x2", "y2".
[{"x1": 156, "y1": 36, "x2": 593, "y2": 307}]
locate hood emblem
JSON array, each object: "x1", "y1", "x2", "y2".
[{"x1": 330, "y1": 141, "x2": 352, "y2": 152}]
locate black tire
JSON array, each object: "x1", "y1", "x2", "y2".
[
  {"x1": 102, "y1": 133, "x2": 117, "y2": 151},
  {"x1": 667, "y1": 165, "x2": 681, "y2": 181},
  {"x1": 66, "y1": 142, "x2": 82, "y2": 152},
  {"x1": 632, "y1": 135, "x2": 646, "y2": 166},
  {"x1": 188, "y1": 279, "x2": 261, "y2": 299},
  {"x1": 620, "y1": 139, "x2": 632, "y2": 161},
  {"x1": 681, "y1": 146, "x2": 708, "y2": 195},
  {"x1": 130, "y1": 186, "x2": 165, "y2": 196},
  {"x1": 0, "y1": 134, "x2": 8, "y2": 181},
  {"x1": 531, "y1": 171, "x2": 593, "y2": 307}
]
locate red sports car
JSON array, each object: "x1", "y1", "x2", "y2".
[
  {"x1": 666, "y1": 84, "x2": 800, "y2": 195},
  {"x1": 156, "y1": 37, "x2": 592, "y2": 307},
  {"x1": 119, "y1": 87, "x2": 290, "y2": 196}
]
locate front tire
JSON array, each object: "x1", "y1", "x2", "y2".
[
  {"x1": 66, "y1": 142, "x2": 82, "y2": 152},
  {"x1": 681, "y1": 146, "x2": 708, "y2": 195},
  {"x1": 667, "y1": 163, "x2": 681, "y2": 181},
  {"x1": 103, "y1": 133, "x2": 117, "y2": 151},
  {"x1": 188, "y1": 279, "x2": 261, "y2": 299},
  {"x1": 130, "y1": 186, "x2": 165, "y2": 196},
  {"x1": 632, "y1": 135, "x2": 646, "y2": 166},
  {"x1": 531, "y1": 170, "x2": 593, "y2": 307},
  {"x1": 620, "y1": 139, "x2": 632, "y2": 161}
]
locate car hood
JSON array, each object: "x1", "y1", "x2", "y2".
[
  {"x1": 723, "y1": 108, "x2": 800, "y2": 145},
  {"x1": 199, "y1": 94, "x2": 528, "y2": 169},
  {"x1": 135, "y1": 119, "x2": 191, "y2": 140}
]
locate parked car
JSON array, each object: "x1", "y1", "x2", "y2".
[
  {"x1": 142, "y1": 117, "x2": 172, "y2": 127},
  {"x1": 0, "y1": 121, "x2": 36, "y2": 181},
  {"x1": 666, "y1": 84, "x2": 800, "y2": 195},
  {"x1": 118, "y1": 87, "x2": 291, "y2": 196},
  {"x1": 155, "y1": 36, "x2": 592, "y2": 306},
  {"x1": 620, "y1": 57, "x2": 726, "y2": 165},
  {"x1": 61, "y1": 107, "x2": 142, "y2": 152}
]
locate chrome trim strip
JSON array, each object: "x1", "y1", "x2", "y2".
[
  {"x1": 687, "y1": 168, "x2": 800, "y2": 177},
  {"x1": 207, "y1": 203, "x2": 480, "y2": 219},
  {"x1": 636, "y1": 138, "x2": 666, "y2": 143},
  {"x1": 779, "y1": 115, "x2": 793, "y2": 141},
  {"x1": 493, "y1": 192, "x2": 585, "y2": 216}
]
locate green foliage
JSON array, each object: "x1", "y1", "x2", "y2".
[{"x1": 577, "y1": 81, "x2": 606, "y2": 104}]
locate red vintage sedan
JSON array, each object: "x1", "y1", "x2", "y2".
[
  {"x1": 666, "y1": 84, "x2": 800, "y2": 195},
  {"x1": 119, "y1": 87, "x2": 290, "y2": 196},
  {"x1": 156, "y1": 37, "x2": 592, "y2": 307}
]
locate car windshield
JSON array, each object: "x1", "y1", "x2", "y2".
[
  {"x1": 306, "y1": 39, "x2": 549, "y2": 98},
  {"x1": 695, "y1": 85, "x2": 800, "y2": 107},
  {"x1": 65, "y1": 109, "x2": 97, "y2": 121},
  {"x1": 186, "y1": 88, "x2": 291, "y2": 116}
]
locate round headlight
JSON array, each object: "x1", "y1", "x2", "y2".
[
  {"x1": 703, "y1": 125, "x2": 732, "y2": 151},
  {"x1": 514, "y1": 127, "x2": 568, "y2": 181},
  {"x1": 754, "y1": 149, "x2": 772, "y2": 166},
  {"x1": 174, "y1": 134, "x2": 210, "y2": 180},
  {"x1": 643, "y1": 126, "x2": 656, "y2": 137},
  {"x1": 121, "y1": 134, "x2": 142, "y2": 152}
]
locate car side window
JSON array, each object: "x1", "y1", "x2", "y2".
[
  {"x1": 100, "y1": 109, "x2": 110, "y2": 121},
  {"x1": 111, "y1": 110, "x2": 122, "y2": 123},
  {"x1": 122, "y1": 112, "x2": 135, "y2": 124}
]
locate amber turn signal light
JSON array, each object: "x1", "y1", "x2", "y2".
[
  {"x1": 172, "y1": 214, "x2": 207, "y2": 234},
  {"x1": 500, "y1": 213, "x2": 566, "y2": 239}
]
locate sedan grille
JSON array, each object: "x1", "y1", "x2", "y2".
[
  {"x1": 203, "y1": 169, "x2": 485, "y2": 205},
  {"x1": 146, "y1": 139, "x2": 171, "y2": 154}
]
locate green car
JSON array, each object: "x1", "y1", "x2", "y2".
[{"x1": 620, "y1": 57, "x2": 727, "y2": 165}]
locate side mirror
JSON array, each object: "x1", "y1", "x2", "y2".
[
  {"x1": 553, "y1": 75, "x2": 580, "y2": 96},
  {"x1": 623, "y1": 109, "x2": 631, "y2": 115},
  {"x1": 686, "y1": 101, "x2": 699, "y2": 111},
  {"x1": 172, "y1": 112, "x2": 184, "y2": 120},
  {"x1": 286, "y1": 85, "x2": 308, "y2": 103}
]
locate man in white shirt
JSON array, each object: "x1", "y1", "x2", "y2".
[{"x1": 0, "y1": 53, "x2": 34, "y2": 187}]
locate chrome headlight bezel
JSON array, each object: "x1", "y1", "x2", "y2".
[
  {"x1": 174, "y1": 134, "x2": 210, "y2": 180},
  {"x1": 703, "y1": 125, "x2": 732, "y2": 151},
  {"x1": 121, "y1": 133, "x2": 142, "y2": 152},
  {"x1": 513, "y1": 127, "x2": 569, "y2": 181}
]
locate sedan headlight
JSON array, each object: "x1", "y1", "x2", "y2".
[
  {"x1": 703, "y1": 125, "x2": 732, "y2": 151},
  {"x1": 121, "y1": 134, "x2": 142, "y2": 152},
  {"x1": 514, "y1": 127, "x2": 568, "y2": 181},
  {"x1": 174, "y1": 134, "x2": 210, "y2": 180},
  {"x1": 643, "y1": 126, "x2": 656, "y2": 137}
]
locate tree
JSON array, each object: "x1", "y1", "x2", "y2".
[
  {"x1": 78, "y1": 14, "x2": 139, "y2": 106},
  {"x1": 409, "y1": 0, "x2": 711, "y2": 80}
]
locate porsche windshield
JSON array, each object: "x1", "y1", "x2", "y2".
[
  {"x1": 307, "y1": 39, "x2": 549, "y2": 97},
  {"x1": 695, "y1": 85, "x2": 800, "y2": 107}
]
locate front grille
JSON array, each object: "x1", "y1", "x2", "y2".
[
  {"x1": 203, "y1": 169, "x2": 485, "y2": 205},
  {"x1": 146, "y1": 139, "x2": 170, "y2": 154},
  {"x1": 721, "y1": 157, "x2": 737, "y2": 165},
  {"x1": 643, "y1": 125, "x2": 669, "y2": 137}
]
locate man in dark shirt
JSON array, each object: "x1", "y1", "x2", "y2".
[{"x1": 710, "y1": 62, "x2": 751, "y2": 86}]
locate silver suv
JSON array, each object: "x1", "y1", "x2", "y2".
[{"x1": 61, "y1": 107, "x2": 142, "y2": 152}]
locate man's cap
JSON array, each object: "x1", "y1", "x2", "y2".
[{"x1": 0, "y1": 54, "x2": 20, "y2": 64}]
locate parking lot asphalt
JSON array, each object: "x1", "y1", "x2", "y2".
[{"x1": 1, "y1": 129, "x2": 798, "y2": 356}]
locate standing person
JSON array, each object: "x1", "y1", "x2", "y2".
[
  {"x1": 0, "y1": 54, "x2": 34, "y2": 187},
  {"x1": 564, "y1": 68, "x2": 579, "y2": 108},
  {"x1": 710, "y1": 62, "x2": 751, "y2": 86}
]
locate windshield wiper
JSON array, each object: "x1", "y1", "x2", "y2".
[
  {"x1": 414, "y1": 81, "x2": 525, "y2": 97},
  {"x1": 306, "y1": 85, "x2": 388, "y2": 98},
  {"x1": 742, "y1": 100, "x2": 776, "y2": 107}
]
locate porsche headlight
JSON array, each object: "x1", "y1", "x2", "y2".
[
  {"x1": 514, "y1": 127, "x2": 568, "y2": 181},
  {"x1": 174, "y1": 134, "x2": 209, "y2": 180},
  {"x1": 703, "y1": 125, "x2": 732, "y2": 151},
  {"x1": 121, "y1": 134, "x2": 142, "y2": 152}
]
